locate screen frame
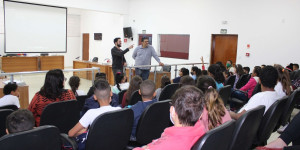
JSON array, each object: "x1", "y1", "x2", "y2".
[{"x1": 3, "y1": 0, "x2": 68, "y2": 53}]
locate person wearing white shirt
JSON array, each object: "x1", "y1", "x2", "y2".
[
  {"x1": 68, "y1": 79, "x2": 120, "y2": 137},
  {"x1": 0, "y1": 83, "x2": 20, "y2": 108},
  {"x1": 230, "y1": 66, "x2": 283, "y2": 120}
]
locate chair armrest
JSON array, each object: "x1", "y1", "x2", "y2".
[{"x1": 60, "y1": 133, "x2": 78, "y2": 150}]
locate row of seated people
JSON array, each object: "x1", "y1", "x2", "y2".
[
  {"x1": 2, "y1": 65, "x2": 300, "y2": 150},
  {"x1": 0, "y1": 63, "x2": 298, "y2": 149}
]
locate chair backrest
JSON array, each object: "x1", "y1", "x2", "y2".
[
  {"x1": 255, "y1": 97, "x2": 287, "y2": 146},
  {"x1": 0, "y1": 105, "x2": 18, "y2": 111},
  {"x1": 236, "y1": 74, "x2": 250, "y2": 89},
  {"x1": 251, "y1": 83, "x2": 261, "y2": 97},
  {"x1": 228, "y1": 105, "x2": 265, "y2": 150},
  {"x1": 136, "y1": 100, "x2": 171, "y2": 145},
  {"x1": 40, "y1": 100, "x2": 80, "y2": 134},
  {"x1": 76, "y1": 95, "x2": 89, "y2": 112},
  {"x1": 191, "y1": 120, "x2": 236, "y2": 150},
  {"x1": 129, "y1": 90, "x2": 142, "y2": 105},
  {"x1": 225, "y1": 75, "x2": 236, "y2": 87},
  {"x1": 218, "y1": 85, "x2": 232, "y2": 105},
  {"x1": 279, "y1": 89, "x2": 300, "y2": 126},
  {"x1": 158, "y1": 83, "x2": 180, "y2": 101},
  {"x1": 0, "y1": 125, "x2": 61, "y2": 150},
  {"x1": 86, "y1": 109, "x2": 133, "y2": 150},
  {"x1": 0, "y1": 109, "x2": 14, "y2": 137},
  {"x1": 118, "y1": 90, "x2": 127, "y2": 105}
]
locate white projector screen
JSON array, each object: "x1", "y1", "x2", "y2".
[{"x1": 4, "y1": 0, "x2": 67, "y2": 53}]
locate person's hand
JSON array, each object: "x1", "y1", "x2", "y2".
[
  {"x1": 159, "y1": 62, "x2": 164, "y2": 66},
  {"x1": 123, "y1": 62, "x2": 127, "y2": 67},
  {"x1": 128, "y1": 44, "x2": 134, "y2": 49},
  {"x1": 200, "y1": 56, "x2": 204, "y2": 63}
]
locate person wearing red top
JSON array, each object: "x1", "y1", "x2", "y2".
[
  {"x1": 134, "y1": 86, "x2": 206, "y2": 150},
  {"x1": 28, "y1": 69, "x2": 76, "y2": 126},
  {"x1": 231, "y1": 66, "x2": 261, "y2": 102}
]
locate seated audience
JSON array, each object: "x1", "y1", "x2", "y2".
[
  {"x1": 191, "y1": 66, "x2": 201, "y2": 80},
  {"x1": 121, "y1": 76, "x2": 143, "y2": 108},
  {"x1": 87, "y1": 72, "x2": 107, "y2": 97},
  {"x1": 69, "y1": 75, "x2": 86, "y2": 96},
  {"x1": 257, "y1": 112, "x2": 300, "y2": 150},
  {"x1": 285, "y1": 63, "x2": 294, "y2": 72},
  {"x1": 293, "y1": 63, "x2": 299, "y2": 71},
  {"x1": 155, "y1": 75, "x2": 171, "y2": 100},
  {"x1": 231, "y1": 66, "x2": 261, "y2": 101},
  {"x1": 28, "y1": 69, "x2": 76, "y2": 126},
  {"x1": 134, "y1": 86, "x2": 206, "y2": 150},
  {"x1": 172, "y1": 67, "x2": 189, "y2": 83},
  {"x1": 0, "y1": 82, "x2": 20, "y2": 108},
  {"x1": 6, "y1": 109, "x2": 35, "y2": 134},
  {"x1": 233, "y1": 64, "x2": 246, "y2": 89},
  {"x1": 290, "y1": 64, "x2": 300, "y2": 81},
  {"x1": 274, "y1": 64, "x2": 291, "y2": 97},
  {"x1": 180, "y1": 75, "x2": 195, "y2": 87},
  {"x1": 224, "y1": 70, "x2": 230, "y2": 80},
  {"x1": 230, "y1": 66, "x2": 283, "y2": 120},
  {"x1": 243, "y1": 67, "x2": 250, "y2": 74},
  {"x1": 130, "y1": 80, "x2": 157, "y2": 138},
  {"x1": 197, "y1": 75, "x2": 231, "y2": 131},
  {"x1": 226, "y1": 60, "x2": 233, "y2": 70},
  {"x1": 208, "y1": 64, "x2": 225, "y2": 90},
  {"x1": 202, "y1": 70, "x2": 208, "y2": 75},
  {"x1": 68, "y1": 79, "x2": 120, "y2": 148},
  {"x1": 112, "y1": 72, "x2": 129, "y2": 94}
]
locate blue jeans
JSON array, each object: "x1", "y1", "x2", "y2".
[
  {"x1": 231, "y1": 90, "x2": 248, "y2": 102},
  {"x1": 135, "y1": 68, "x2": 150, "y2": 80}
]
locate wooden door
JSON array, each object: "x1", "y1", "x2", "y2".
[
  {"x1": 82, "y1": 33, "x2": 89, "y2": 61},
  {"x1": 210, "y1": 34, "x2": 238, "y2": 66}
]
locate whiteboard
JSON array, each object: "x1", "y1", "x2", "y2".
[{"x1": 4, "y1": 1, "x2": 67, "y2": 53}]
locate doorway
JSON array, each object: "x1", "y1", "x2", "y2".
[
  {"x1": 210, "y1": 34, "x2": 238, "y2": 66},
  {"x1": 82, "y1": 33, "x2": 89, "y2": 61}
]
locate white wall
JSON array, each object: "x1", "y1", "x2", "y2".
[
  {"x1": 0, "y1": 0, "x2": 129, "y2": 14},
  {"x1": 125, "y1": 0, "x2": 300, "y2": 77},
  {"x1": 80, "y1": 10, "x2": 124, "y2": 63}
]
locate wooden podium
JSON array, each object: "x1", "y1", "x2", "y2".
[
  {"x1": 0, "y1": 56, "x2": 64, "y2": 72},
  {"x1": 73, "y1": 60, "x2": 171, "y2": 88}
]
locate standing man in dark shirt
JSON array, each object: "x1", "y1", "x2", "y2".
[{"x1": 111, "y1": 37, "x2": 133, "y2": 84}]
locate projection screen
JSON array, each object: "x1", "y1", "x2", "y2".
[{"x1": 4, "y1": 0, "x2": 67, "y2": 53}]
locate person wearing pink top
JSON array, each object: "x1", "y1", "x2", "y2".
[
  {"x1": 134, "y1": 86, "x2": 206, "y2": 150},
  {"x1": 231, "y1": 66, "x2": 261, "y2": 101},
  {"x1": 197, "y1": 75, "x2": 232, "y2": 130},
  {"x1": 199, "y1": 107, "x2": 231, "y2": 132}
]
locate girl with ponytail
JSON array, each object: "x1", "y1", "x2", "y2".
[
  {"x1": 112, "y1": 72, "x2": 129, "y2": 94},
  {"x1": 197, "y1": 75, "x2": 231, "y2": 130},
  {"x1": 274, "y1": 64, "x2": 292, "y2": 97}
]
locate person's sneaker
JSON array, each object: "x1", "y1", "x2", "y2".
[{"x1": 277, "y1": 124, "x2": 288, "y2": 134}]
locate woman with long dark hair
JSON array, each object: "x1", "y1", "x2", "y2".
[
  {"x1": 208, "y1": 64, "x2": 225, "y2": 90},
  {"x1": 121, "y1": 76, "x2": 143, "y2": 108},
  {"x1": 28, "y1": 69, "x2": 76, "y2": 126}
]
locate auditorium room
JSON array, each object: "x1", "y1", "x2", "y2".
[{"x1": 0, "y1": 0, "x2": 299, "y2": 150}]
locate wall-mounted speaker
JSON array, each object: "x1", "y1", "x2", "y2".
[
  {"x1": 123, "y1": 27, "x2": 132, "y2": 38},
  {"x1": 94, "y1": 33, "x2": 102, "y2": 40}
]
